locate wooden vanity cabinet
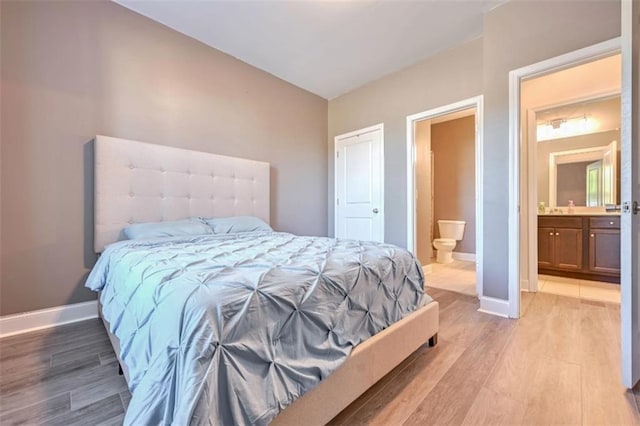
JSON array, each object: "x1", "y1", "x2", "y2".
[
  {"x1": 588, "y1": 217, "x2": 621, "y2": 275},
  {"x1": 538, "y1": 215, "x2": 620, "y2": 283},
  {"x1": 537, "y1": 217, "x2": 582, "y2": 271}
]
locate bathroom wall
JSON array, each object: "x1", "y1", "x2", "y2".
[
  {"x1": 536, "y1": 129, "x2": 620, "y2": 206},
  {"x1": 415, "y1": 119, "x2": 433, "y2": 265},
  {"x1": 431, "y1": 115, "x2": 476, "y2": 254}
]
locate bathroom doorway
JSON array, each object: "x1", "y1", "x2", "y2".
[
  {"x1": 517, "y1": 54, "x2": 622, "y2": 306},
  {"x1": 406, "y1": 96, "x2": 483, "y2": 298}
]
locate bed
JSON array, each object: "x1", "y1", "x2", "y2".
[{"x1": 88, "y1": 135, "x2": 439, "y2": 425}]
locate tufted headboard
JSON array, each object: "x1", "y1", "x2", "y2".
[{"x1": 93, "y1": 135, "x2": 270, "y2": 252}]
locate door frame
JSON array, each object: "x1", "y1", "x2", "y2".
[
  {"x1": 406, "y1": 96, "x2": 484, "y2": 297},
  {"x1": 334, "y1": 123, "x2": 385, "y2": 241},
  {"x1": 507, "y1": 37, "x2": 621, "y2": 319}
]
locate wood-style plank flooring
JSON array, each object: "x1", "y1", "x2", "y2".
[{"x1": 1, "y1": 289, "x2": 639, "y2": 425}]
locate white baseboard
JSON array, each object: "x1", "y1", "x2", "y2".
[
  {"x1": 452, "y1": 252, "x2": 476, "y2": 262},
  {"x1": 520, "y1": 279, "x2": 530, "y2": 292},
  {"x1": 0, "y1": 300, "x2": 98, "y2": 338},
  {"x1": 478, "y1": 296, "x2": 510, "y2": 318}
]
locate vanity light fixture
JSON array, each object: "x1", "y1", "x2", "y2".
[{"x1": 537, "y1": 114, "x2": 597, "y2": 141}]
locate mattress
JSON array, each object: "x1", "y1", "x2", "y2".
[{"x1": 86, "y1": 231, "x2": 429, "y2": 425}]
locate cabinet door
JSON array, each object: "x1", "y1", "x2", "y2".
[
  {"x1": 555, "y1": 228, "x2": 583, "y2": 270},
  {"x1": 588, "y1": 229, "x2": 621, "y2": 275},
  {"x1": 538, "y1": 227, "x2": 555, "y2": 268}
]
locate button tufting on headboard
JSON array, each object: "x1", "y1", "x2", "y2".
[{"x1": 93, "y1": 135, "x2": 270, "y2": 252}]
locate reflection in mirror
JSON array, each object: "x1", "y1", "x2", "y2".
[
  {"x1": 536, "y1": 95, "x2": 621, "y2": 209},
  {"x1": 548, "y1": 141, "x2": 618, "y2": 207}
]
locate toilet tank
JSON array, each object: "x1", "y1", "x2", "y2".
[{"x1": 438, "y1": 220, "x2": 466, "y2": 240}]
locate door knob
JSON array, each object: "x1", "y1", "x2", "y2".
[{"x1": 373, "y1": 208, "x2": 379, "y2": 214}]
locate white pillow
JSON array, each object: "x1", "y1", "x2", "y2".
[
  {"x1": 203, "y1": 216, "x2": 272, "y2": 234},
  {"x1": 123, "y1": 218, "x2": 213, "y2": 240}
]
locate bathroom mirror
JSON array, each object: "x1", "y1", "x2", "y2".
[
  {"x1": 548, "y1": 141, "x2": 619, "y2": 207},
  {"x1": 536, "y1": 94, "x2": 621, "y2": 209}
]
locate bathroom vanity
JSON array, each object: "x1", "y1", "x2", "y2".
[{"x1": 538, "y1": 214, "x2": 620, "y2": 283}]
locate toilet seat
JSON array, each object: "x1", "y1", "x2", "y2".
[
  {"x1": 432, "y1": 238, "x2": 457, "y2": 264},
  {"x1": 433, "y1": 238, "x2": 456, "y2": 248}
]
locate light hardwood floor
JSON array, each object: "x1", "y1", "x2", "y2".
[{"x1": 1, "y1": 289, "x2": 638, "y2": 425}]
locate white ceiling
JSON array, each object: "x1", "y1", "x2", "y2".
[{"x1": 115, "y1": 0, "x2": 505, "y2": 99}]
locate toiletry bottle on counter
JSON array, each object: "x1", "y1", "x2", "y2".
[
  {"x1": 568, "y1": 200, "x2": 575, "y2": 214},
  {"x1": 538, "y1": 202, "x2": 546, "y2": 214}
]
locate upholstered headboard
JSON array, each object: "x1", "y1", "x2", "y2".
[{"x1": 93, "y1": 135, "x2": 270, "y2": 252}]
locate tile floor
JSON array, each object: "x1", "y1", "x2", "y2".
[
  {"x1": 423, "y1": 260, "x2": 621, "y2": 304},
  {"x1": 538, "y1": 274, "x2": 620, "y2": 304},
  {"x1": 423, "y1": 259, "x2": 477, "y2": 296}
]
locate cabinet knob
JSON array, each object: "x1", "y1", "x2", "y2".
[
  {"x1": 590, "y1": 234, "x2": 595, "y2": 237},
  {"x1": 609, "y1": 221, "x2": 614, "y2": 225},
  {"x1": 555, "y1": 233, "x2": 559, "y2": 236},
  {"x1": 549, "y1": 232, "x2": 554, "y2": 236}
]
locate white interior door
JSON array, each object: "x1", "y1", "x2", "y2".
[
  {"x1": 335, "y1": 125, "x2": 384, "y2": 242},
  {"x1": 621, "y1": 0, "x2": 640, "y2": 389}
]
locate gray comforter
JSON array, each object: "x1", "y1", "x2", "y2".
[{"x1": 86, "y1": 232, "x2": 428, "y2": 425}]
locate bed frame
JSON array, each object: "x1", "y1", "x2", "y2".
[{"x1": 93, "y1": 135, "x2": 439, "y2": 424}]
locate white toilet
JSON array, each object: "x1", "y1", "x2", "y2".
[{"x1": 433, "y1": 220, "x2": 466, "y2": 264}]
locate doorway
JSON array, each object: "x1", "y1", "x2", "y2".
[
  {"x1": 334, "y1": 124, "x2": 384, "y2": 242},
  {"x1": 509, "y1": 33, "x2": 640, "y2": 389},
  {"x1": 509, "y1": 39, "x2": 622, "y2": 316},
  {"x1": 524, "y1": 76, "x2": 622, "y2": 302},
  {"x1": 406, "y1": 96, "x2": 484, "y2": 298}
]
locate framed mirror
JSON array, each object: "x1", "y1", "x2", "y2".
[
  {"x1": 548, "y1": 141, "x2": 618, "y2": 207},
  {"x1": 536, "y1": 94, "x2": 621, "y2": 210}
]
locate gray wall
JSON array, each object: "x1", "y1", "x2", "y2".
[
  {"x1": 537, "y1": 130, "x2": 621, "y2": 206},
  {"x1": 0, "y1": 1, "x2": 328, "y2": 316},
  {"x1": 481, "y1": 0, "x2": 620, "y2": 300},
  {"x1": 329, "y1": 0, "x2": 620, "y2": 301},
  {"x1": 432, "y1": 116, "x2": 476, "y2": 254},
  {"x1": 328, "y1": 37, "x2": 484, "y2": 247}
]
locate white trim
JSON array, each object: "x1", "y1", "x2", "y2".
[
  {"x1": 334, "y1": 123, "x2": 385, "y2": 242},
  {"x1": 526, "y1": 108, "x2": 539, "y2": 293},
  {"x1": 406, "y1": 95, "x2": 484, "y2": 299},
  {"x1": 0, "y1": 300, "x2": 98, "y2": 338},
  {"x1": 452, "y1": 252, "x2": 476, "y2": 262},
  {"x1": 478, "y1": 296, "x2": 510, "y2": 318},
  {"x1": 508, "y1": 37, "x2": 621, "y2": 319}
]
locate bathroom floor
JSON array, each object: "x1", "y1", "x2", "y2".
[
  {"x1": 423, "y1": 260, "x2": 621, "y2": 304},
  {"x1": 537, "y1": 274, "x2": 620, "y2": 304},
  {"x1": 423, "y1": 259, "x2": 477, "y2": 296}
]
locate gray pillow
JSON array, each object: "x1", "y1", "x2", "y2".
[
  {"x1": 203, "y1": 216, "x2": 272, "y2": 234},
  {"x1": 123, "y1": 218, "x2": 213, "y2": 240}
]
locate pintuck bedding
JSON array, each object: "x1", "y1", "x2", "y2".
[{"x1": 86, "y1": 231, "x2": 429, "y2": 426}]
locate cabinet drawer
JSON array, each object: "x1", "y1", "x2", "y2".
[
  {"x1": 538, "y1": 216, "x2": 583, "y2": 229},
  {"x1": 589, "y1": 216, "x2": 620, "y2": 229}
]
